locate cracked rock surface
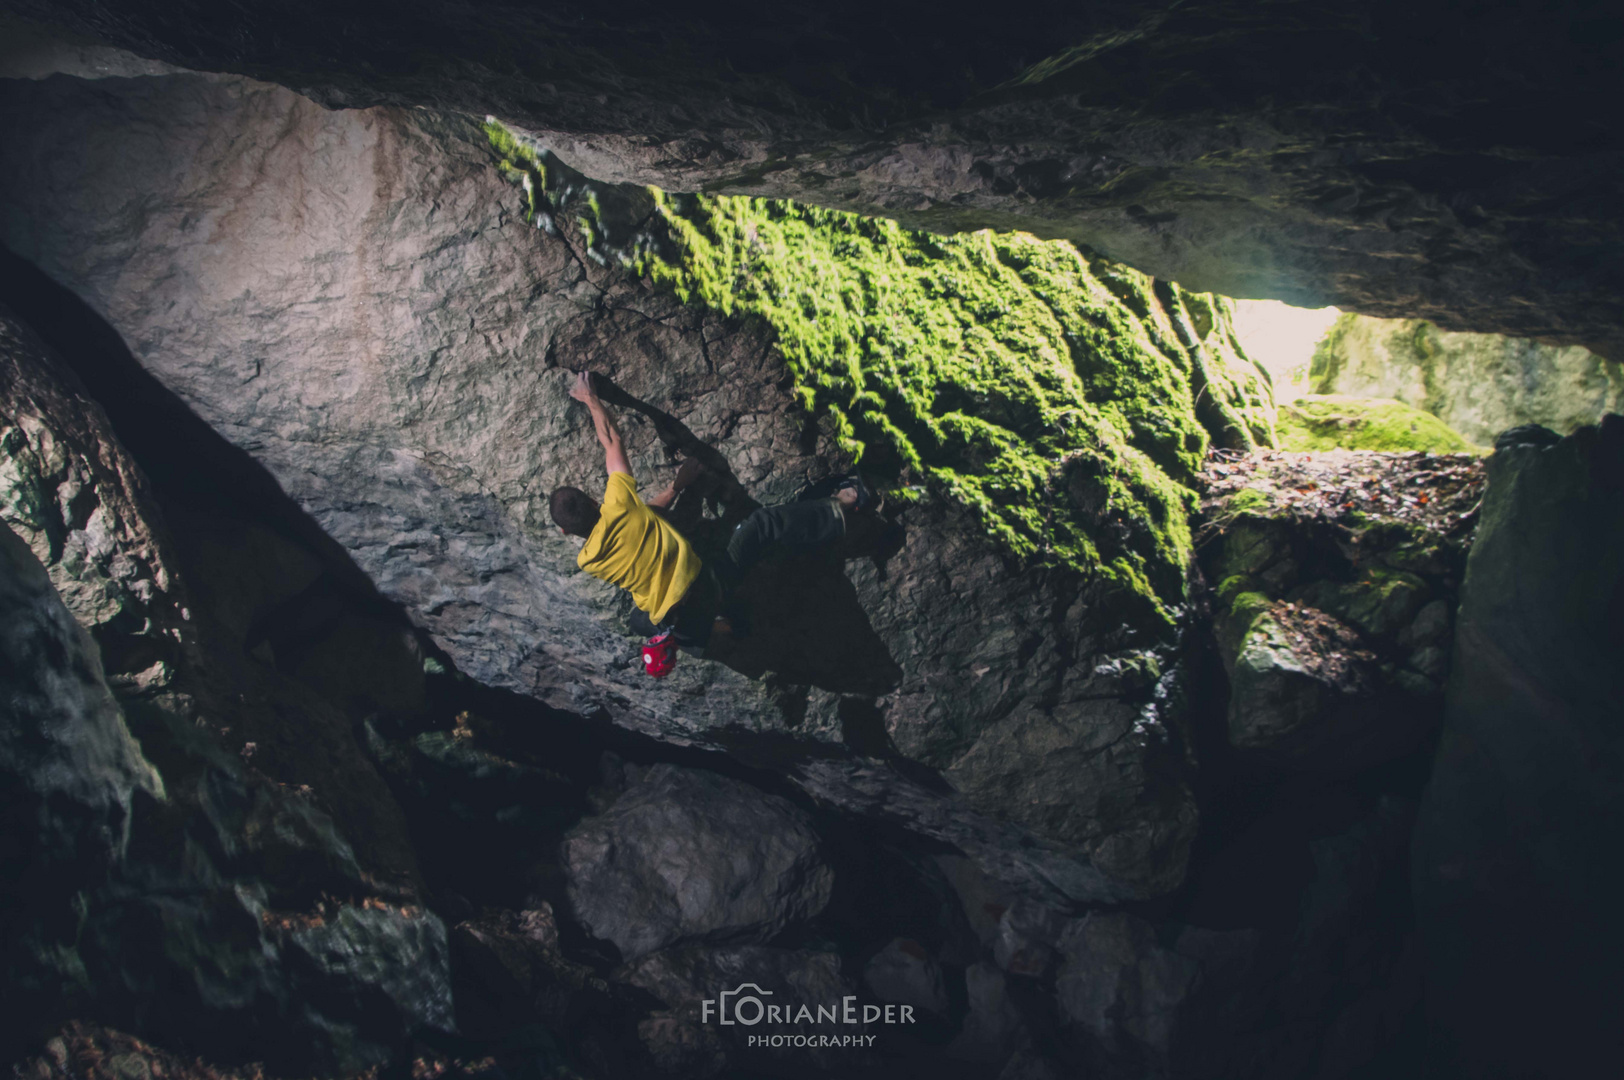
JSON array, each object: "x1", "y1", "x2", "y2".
[{"x1": 0, "y1": 70, "x2": 1204, "y2": 903}]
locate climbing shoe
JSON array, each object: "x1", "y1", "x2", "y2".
[{"x1": 836, "y1": 474, "x2": 880, "y2": 513}]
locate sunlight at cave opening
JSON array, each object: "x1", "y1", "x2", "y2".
[{"x1": 1230, "y1": 298, "x2": 1341, "y2": 399}]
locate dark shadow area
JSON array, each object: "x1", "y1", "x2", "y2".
[{"x1": 0, "y1": 245, "x2": 382, "y2": 598}]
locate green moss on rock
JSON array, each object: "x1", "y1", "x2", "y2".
[
  {"x1": 484, "y1": 123, "x2": 1280, "y2": 628},
  {"x1": 1276, "y1": 395, "x2": 1481, "y2": 453}
]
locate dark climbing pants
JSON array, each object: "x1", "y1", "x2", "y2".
[
  {"x1": 723, "y1": 497, "x2": 846, "y2": 577},
  {"x1": 630, "y1": 498, "x2": 845, "y2": 653}
]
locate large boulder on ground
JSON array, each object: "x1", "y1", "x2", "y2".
[
  {"x1": 1414, "y1": 416, "x2": 1624, "y2": 1079},
  {"x1": 947, "y1": 962, "x2": 1027, "y2": 1067},
  {"x1": 1053, "y1": 791, "x2": 1415, "y2": 1079},
  {"x1": 562, "y1": 764, "x2": 833, "y2": 961},
  {"x1": 862, "y1": 938, "x2": 948, "y2": 1019},
  {"x1": 1057, "y1": 913, "x2": 1203, "y2": 1076}
]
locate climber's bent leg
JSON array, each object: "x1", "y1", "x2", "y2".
[{"x1": 723, "y1": 498, "x2": 846, "y2": 576}]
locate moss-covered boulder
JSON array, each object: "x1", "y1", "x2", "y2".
[
  {"x1": 1199, "y1": 449, "x2": 1485, "y2": 769},
  {"x1": 1309, "y1": 313, "x2": 1624, "y2": 445},
  {"x1": 1275, "y1": 395, "x2": 1480, "y2": 454},
  {"x1": 491, "y1": 123, "x2": 1279, "y2": 629}
]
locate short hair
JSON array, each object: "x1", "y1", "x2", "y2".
[{"x1": 550, "y1": 486, "x2": 601, "y2": 537}]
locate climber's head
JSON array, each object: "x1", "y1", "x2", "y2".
[{"x1": 549, "y1": 485, "x2": 601, "y2": 538}]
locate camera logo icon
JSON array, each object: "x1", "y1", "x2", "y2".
[{"x1": 706, "y1": 982, "x2": 773, "y2": 1025}]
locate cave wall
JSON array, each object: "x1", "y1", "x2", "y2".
[
  {"x1": 2, "y1": 23, "x2": 1620, "y2": 1077},
  {"x1": 3, "y1": 1, "x2": 1621, "y2": 356},
  {"x1": 1414, "y1": 419, "x2": 1624, "y2": 1078}
]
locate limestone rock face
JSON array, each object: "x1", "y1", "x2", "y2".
[
  {"x1": 0, "y1": 71, "x2": 1203, "y2": 903},
  {"x1": 562, "y1": 764, "x2": 833, "y2": 962},
  {"x1": 1056, "y1": 912, "x2": 1203, "y2": 1072},
  {"x1": 0, "y1": 519, "x2": 453, "y2": 1071},
  {"x1": 1308, "y1": 314, "x2": 1624, "y2": 445},
  {"x1": 1414, "y1": 417, "x2": 1624, "y2": 1079},
  {"x1": 7, "y1": 1, "x2": 1623, "y2": 355}
]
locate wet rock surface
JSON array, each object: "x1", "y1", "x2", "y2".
[{"x1": 5, "y1": 2, "x2": 1623, "y2": 354}]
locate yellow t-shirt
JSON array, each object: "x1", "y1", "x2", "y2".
[{"x1": 577, "y1": 472, "x2": 701, "y2": 623}]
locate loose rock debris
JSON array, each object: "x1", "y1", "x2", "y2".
[{"x1": 1198, "y1": 448, "x2": 1487, "y2": 540}]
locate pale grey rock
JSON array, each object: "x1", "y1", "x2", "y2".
[
  {"x1": 1309, "y1": 314, "x2": 1624, "y2": 444},
  {"x1": 562, "y1": 764, "x2": 833, "y2": 961},
  {"x1": 1396, "y1": 598, "x2": 1451, "y2": 651},
  {"x1": 0, "y1": 71, "x2": 1200, "y2": 903},
  {"x1": 862, "y1": 938, "x2": 947, "y2": 1017},
  {"x1": 991, "y1": 899, "x2": 1067, "y2": 979},
  {"x1": 947, "y1": 962, "x2": 1026, "y2": 1066}
]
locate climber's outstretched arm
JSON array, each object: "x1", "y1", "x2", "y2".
[{"x1": 569, "y1": 370, "x2": 631, "y2": 477}]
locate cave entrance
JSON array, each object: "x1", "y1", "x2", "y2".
[{"x1": 1231, "y1": 297, "x2": 1622, "y2": 453}]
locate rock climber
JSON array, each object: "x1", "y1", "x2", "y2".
[{"x1": 549, "y1": 370, "x2": 875, "y2": 677}]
